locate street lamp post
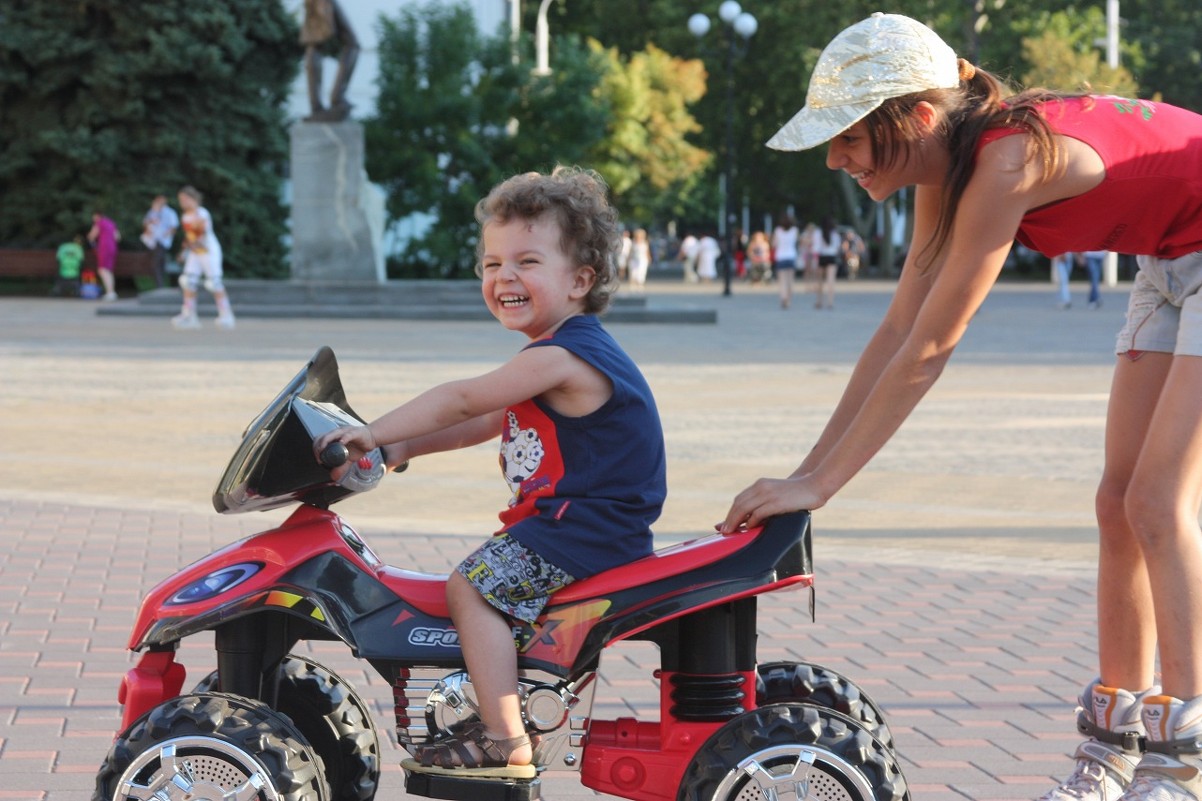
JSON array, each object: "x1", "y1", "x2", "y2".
[
  {"x1": 1104, "y1": 0, "x2": 1120, "y2": 286},
  {"x1": 689, "y1": 1, "x2": 757, "y2": 297},
  {"x1": 534, "y1": 0, "x2": 555, "y2": 76}
]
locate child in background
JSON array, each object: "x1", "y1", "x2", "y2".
[
  {"x1": 172, "y1": 185, "x2": 236, "y2": 330},
  {"x1": 53, "y1": 235, "x2": 85, "y2": 297}
]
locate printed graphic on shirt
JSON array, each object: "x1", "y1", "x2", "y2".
[
  {"x1": 497, "y1": 403, "x2": 566, "y2": 529},
  {"x1": 1108, "y1": 97, "x2": 1155, "y2": 121},
  {"x1": 501, "y1": 410, "x2": 545, "y2": 505}
]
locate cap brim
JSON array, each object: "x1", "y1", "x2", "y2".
[{"x1": 766, "y1": 99, "x2": 882, "y2": 151}]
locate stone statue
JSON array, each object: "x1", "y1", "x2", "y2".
[{"x1": 301, "y1": 0, "x2": 359, "y2": 122}]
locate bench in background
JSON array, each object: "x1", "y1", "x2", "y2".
[{"x1": 0, "y1": 249, "x2": 156, "y2": 280}]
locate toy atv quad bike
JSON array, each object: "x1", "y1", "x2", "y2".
[{"x1": 94, "y1": 346, "x2": 908, "y2": 801}]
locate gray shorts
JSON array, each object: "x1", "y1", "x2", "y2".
[
  {"x1": 456, "y1": 533, "x2": 574, "y2": 624},
  {"x1": 1116, "y1": 251, "x2": 1202, "y2": 357}
]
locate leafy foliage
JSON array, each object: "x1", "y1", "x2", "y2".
[
  {"x1": 364, "y1": 0, "x2": 710, "y2": 277},
  {"x1": 534, "y1": 0, "x2": 1200, "y2": 249},
  {"x1": 366, "y1": 2, "x2": 535, "y2": 277},
  {"x1": 588, "y1": 41, "x2": 710, "y2": 224},
  {"x1": 0, "y1": 0, "x2": 296, "y2": 276},
  {"x1": 1018, "y1": 9, "x2": 1138, "y2": 96},
  {"x1": 1121, "y1": 0, "x2": 1202, "y2": 110}
]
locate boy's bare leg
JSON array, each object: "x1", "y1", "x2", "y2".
[{"x1": 446, "y1": 571, "x2": 533, "y2": 765}]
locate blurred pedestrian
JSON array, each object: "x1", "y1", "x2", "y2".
[
  {"x1": 842, "y1": 229, "x2": 866, "y2": 280},
  {"x1": 771, "y1": 214, "x2": 800, "y2": 308},
  {"x1": 696, "y1": 232, "x2": 720, "y2": 283},
  {"x1": 627, "y1": 228, "x2": 651, "y2": 292},
  {"x1": 678, "y1": 231, "x2": 700, "y2": 283},
  {"x1": 142, "y1": 194, "x2": 179, "y2": 288},
  {"x1": 746, "y1": 231, "x2": 772, "y2": 284},
  {"x1": 618, "y1": 229, "x2": 633, "y2": 282},
  {"x1": 811, "y1": 215, "x2": 841, "y2": 309},
  {"x1": 1053, "y1": 252, "x2": 1074, "y2": 309},
  {"x1": 172, "y1": 186, "x2": 236, "y2": 330},
  {"x1": 1083, "y1": 249, "x2": 1106, "y2": 308},
  {"x1": 732, "y1": 227, "x2": 748, "y2": 279},
  {"x1": 87, "y1": 210, "x2": 121, "y2": 301}
]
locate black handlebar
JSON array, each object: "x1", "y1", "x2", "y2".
[{"x1": 319, "y1": 441, "x2": 350, "y2": 469}]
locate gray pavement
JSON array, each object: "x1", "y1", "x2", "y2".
[{"x1": 0, "y1": 276, "x2": 1131, "y2": 799}]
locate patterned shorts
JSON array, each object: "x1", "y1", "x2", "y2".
[{"x1": 455, "y1": 534, "x2": 574, "y2": 624}]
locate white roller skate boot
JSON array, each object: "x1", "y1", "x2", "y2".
[
  {"x1": 1121, "y1": 694, "x2": 1202, "y2": 801},
  {"x1": 1038, "y1": 680, "x2": 1152, "y2": 801}
]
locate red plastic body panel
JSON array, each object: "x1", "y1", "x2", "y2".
[
  {"x1": 580, "y1": 669, "x2": 759, "y2": 800},
  {"x1": 127, "y1": 505, "x2": 360, "y2": 649},
  {"x1": 116, "y1": 650, "x2": 186, "y2": 733}
]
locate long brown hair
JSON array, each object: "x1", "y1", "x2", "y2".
[{"x1": 864, "y1": 60, "x2": 1067, "y2": 271}]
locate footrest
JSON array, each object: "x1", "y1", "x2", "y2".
[{"x1": 404, "y1": 770, "x2": 542, "y2": 801}]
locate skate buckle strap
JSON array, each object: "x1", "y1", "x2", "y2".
[
  {"x1": 1076, "y1": 740, "x2": 1138, "y2": 783},
  {"x1": 1145, "y1": 736, "x2": 1202, "y2": 757},
  {"x1": 1077, "y1": 709, "x2": 1145, "y2": 754}
]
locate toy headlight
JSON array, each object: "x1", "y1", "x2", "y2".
[{"x1": 167, "y1": 562, "x2": 263, "y2": 605}]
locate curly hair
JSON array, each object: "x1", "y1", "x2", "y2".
[
  {"x1": 475, "y1": 166, "x2": 621, "y2": 315},
  {"x1": 865, "y1": 59, "x2": 1065, "y2": 272}
]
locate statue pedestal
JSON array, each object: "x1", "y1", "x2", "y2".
[{"x1": 290, "y1": 121, "x2": 384, "y2": 283}]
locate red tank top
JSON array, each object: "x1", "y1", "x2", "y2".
[{"x1": 976, "y1": 96, "x2": 1202, "y2": 258}]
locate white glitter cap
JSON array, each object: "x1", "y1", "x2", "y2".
[{"x1": 767, "y1": 13, "x2": 960, "y2": 151}]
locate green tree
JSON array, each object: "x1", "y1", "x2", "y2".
[
  {"x1": 1120, "y1": 0, "x2": 1202, "y2": 110},
  {"x1": 540, "y1": 0, "x2": 891, "y2": 232},
  {"x1": 366, "y1": 2, "x2": 511, "y2": 277},
  {"x1": 498, "y1": 34, "x2": 615, "y2": 184},
  {"x1": 366, "y1": 2, "x2": 566, "y2": 277},
  {"x1": 517, "y1": 0, "x2": 1199, "y2": 270},
  {"x1": 365, "y1": 1, "x2": 709, "y2": 276},
  {"x1": 0, "y1": 1, "x2": 296, "y2": 276},
  {"x1": 1019, "y1": 10, "x2": 1138, "y2": 95},
  {"x1": 588, "y1": 42, "x2": 710, "y2": 225}
]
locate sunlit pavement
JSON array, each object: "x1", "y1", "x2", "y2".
[{"x1": 1, "y1": 276, "x2": 1128, "y2": 799}]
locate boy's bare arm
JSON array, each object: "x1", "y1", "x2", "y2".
[{"x1": 316, "y1": 343, "x2": 603, "y2": 461}]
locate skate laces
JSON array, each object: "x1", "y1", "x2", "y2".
[{"x1": 1045, "y1": 758, "x2": 1120, "y2": 800}]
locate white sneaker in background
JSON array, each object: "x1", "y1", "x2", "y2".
[{"x1": 171, "y1": 311, "x2": 201, "y2": 330}]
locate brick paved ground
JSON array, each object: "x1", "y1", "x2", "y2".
[{"x1": 0, "y1": 278, "x2": 1129, "y2": 799}]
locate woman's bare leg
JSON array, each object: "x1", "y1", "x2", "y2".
[
  {"x1": 1123, "y1": 353, "x2": 1202, "y2": 698},
  {"x1": 1095, "y1": 353, "x2": 1171, "y2": 691}
]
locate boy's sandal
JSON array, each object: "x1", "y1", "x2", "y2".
[{"x1": 403, "y1": 721, "x2": 536, "y2": 780}]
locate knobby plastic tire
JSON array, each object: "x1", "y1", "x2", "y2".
[
  {"x1": 93, "y1": 692, "x2": 329, "y2": 801},
  {"x1": 194, "y1": 654, "x2": 381, "y2": 801},
  {"x1": 756, "y1": 660, "x2": 894, "y2": 750},
  {"x1": 676, "y1": 702, "x2": 909, "y2": 801}
]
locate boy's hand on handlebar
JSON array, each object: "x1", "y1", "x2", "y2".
[
  {"x1": 720, "y1": 476, "x2": 826, "y2": 534},
  {"x1": 314, "y1": 424, "x2": 377, "y2": 467}
]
